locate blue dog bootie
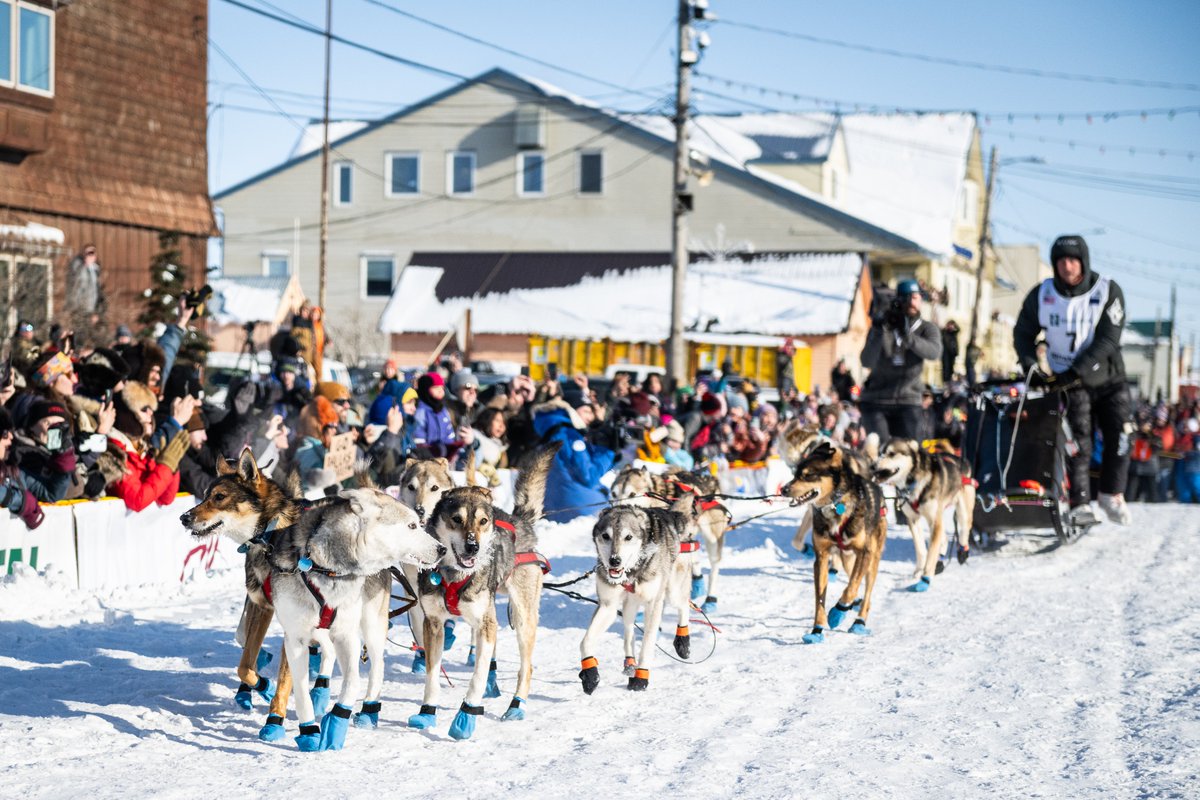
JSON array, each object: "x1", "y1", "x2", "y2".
[
  {"x1": 310, "y1": 676, "x2": 331, "y2": 719},
  {"x1": 802, "y1": 626, "x2": 826, "y2": 645},
  {"x1": 295, "y1": 720, "x2": 321, "y2": 752},
  {"x1": 908, "y1": 576, "x2": 932, "y2": 593},
  {"x1": 234, "y1": 682, "x2": 254, "y2": 710},
  {"x1": 827, "y1": 598, "x2": 862, "y2": 630},
  {"x1": 407, "y1": 704, "x2": 437, "y2": 729},
  {"x1": 318, "y1": 704, "x2": 352, "y2": 751},
  {"x1": 354, "y1": 701, "x2": 381, "y2": 729},
  {"x1": 484, "y1": 659, "x2": 502, "y2": 699},
  {"x1": 502, "y1": 696, "x2": 525, "y2": 721},
  {"x1": 466, "y1": 645, "x2": 476, "y2": 667},
  {"x1": 849, "y1": 618, "x2": 872, "y2": 636},
  {"x1": 701, "y1": 596, "x2": 718, "y2": 614},
  {"x1": 690, "y1": 574, "x2": 706, "y2": 602},
  {"x1": 307, "y1": 644, "x2": 321, "y2": 682},
  {"x1": 259, "y1": 713, "x2": 286, "y2": 741},
  {"x1": 443, "y1": 619, "x2": 458, "y2": 651},
  {"x1": 449, "y1": 702, "x2": 484, "y2": 740},
  {"x1": 411, "y1": 647, "x2": 427, "y2": 674}
]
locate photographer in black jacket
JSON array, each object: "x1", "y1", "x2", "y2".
[
  {"x1": 1013, "y1": 234, "x2": 1132, "y2": 527},
  {"x1": 859, "y1": 279, "x2": 943, "y2": 444}
]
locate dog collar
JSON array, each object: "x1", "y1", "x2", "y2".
[
  {"x1": 679, "y1": 540, "x2": 700, "y2": 553},
  {"x1": 239, "y1": 518, "x2": 281, "y2": 554}
]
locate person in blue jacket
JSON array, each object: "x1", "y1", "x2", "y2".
[
  {"x1": 412, "y1": 372, "x2": 469, "y2": 459},
  {"x1": 532, "y1": 390, "x2": 617, "y2": 523}
]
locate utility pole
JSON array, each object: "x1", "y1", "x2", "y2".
[
  {"x1": 1151, "y1": 308, "x2": 1161, "y2": 402},
  {"x1": 667, "y1": 0, "x2": 696, "y2": 389},
  {"x1": 317, "y1": 0, "x2": 333, "y2": 310},
  {"x1": 1168, "y1": 284, "x2": 1177, "y2": 401},
  {"x1": 965, "y1": 145, "x2": 999, "y2": 385}
]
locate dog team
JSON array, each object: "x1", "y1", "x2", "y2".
[{"x1": 181, "y1": 422, "x2": 974, "y2": 751}]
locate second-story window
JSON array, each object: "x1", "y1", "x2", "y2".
[
  {"x1": 334, "y1": 162, "x2": 353, "y2": 206},
  {"x1": 262, "y1": 251, "x2": 290, "y2": 278},
  {"x1": 448, "y1": 151, "x2": 475, "y2": 196},
  {"x1": 386, "y1": 152, "x2": 420, "y2": 196},
  {"x1": 518, "y1": 152, "x2": 545, "y2": 197},
  {"x1": 0, "y1": 2, "x2": 55, "y2": 96}
]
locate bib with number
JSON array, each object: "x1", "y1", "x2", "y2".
[{"x1": 1036, "y1": 276, "x2": 1112, "y2": 374}]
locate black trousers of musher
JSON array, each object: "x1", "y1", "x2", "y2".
[
  {"x1": 860, "y1": 403, "x2": 927, "y2": 446},
  {"x1": 1064, "y1": 381, "x2": 1132, "y2": 507}
]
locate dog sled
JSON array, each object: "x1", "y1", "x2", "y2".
[{"x1": 963, "y1": 378, "x2": 1095, "y2": 554}]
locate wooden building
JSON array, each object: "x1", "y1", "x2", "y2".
[{"x1": 0, "y1": 0, "x2": 214, "y2": 340}]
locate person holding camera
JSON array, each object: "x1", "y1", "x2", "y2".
[
  {"x1": 859, "y1": 279, "x2": 943, "y2": 444},
  {"x1": 0, "y1": 409, "x2": 45, "y2": 529},
  {"x1": 12, "y1": 400, "x2": 78, "y2": 503},
  {"x1": 1013, "y1": 234, "x2": 1132, "y2": 527},
  {"x1": 104, "y1": 381, "x2": 191, "y2": 512}
]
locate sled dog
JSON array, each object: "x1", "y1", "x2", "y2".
[
  {"x1": 783, "y1": 441, "x2": 888, "y2": 644},
  {"x1": 407, "y1": 444, "x2": 560, "y2": 740},
  {"x1": 871, "y1": 438, "x2": 976, "y2": 590},
  {"x1": 578, "y1": 494, "x2": 701, "y2": 694},
  {"x1": 396, "y1": 456, "x2": 458, "y2": 670}
]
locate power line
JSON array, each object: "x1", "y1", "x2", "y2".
[
  {"x1": 694, "y1": 72, "x2": 1200, "y2": 121},
  {"x1": 359, "y1": 0, "x2": 663, "y2": 103},
  {"x1": 1003, "y1": 166, "x2": 1200, "y2": 202},
  {"x1": 717, "y1": 18, "x2": 1200, "y2": 92}
]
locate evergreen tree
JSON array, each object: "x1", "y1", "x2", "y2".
[{"x1": 137, "y1": 231, "x2": 212, "y2": 366}]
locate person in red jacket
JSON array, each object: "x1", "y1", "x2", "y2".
[{"x1": 103, "y1": 380, "x2": 190, "y2": 512}]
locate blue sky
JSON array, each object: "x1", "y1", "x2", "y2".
[{"x1": 207, "y1": 0, "x2": 1200, "y2": 353}]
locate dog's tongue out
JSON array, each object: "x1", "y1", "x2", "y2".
[
  {"x1": 459, "y1": 555, "x2": 476, "y2": 569},
  {"x1": 608, "y1": 568, "x2": 623, "y2": 579}
]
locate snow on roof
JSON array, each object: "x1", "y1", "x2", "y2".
[
  {"x1": 289, "y1": 120, "x2": 371, "y2": 159},
  {"x1": 379, "y1": 253, "x2": 862, "y2": 340},
  {"x1": 714, "y1": 113, "x2": 839, "y2": 162},
  {"x1": 211, "y1": 276, "x2": 290, "y2": 326},
  {"x1": 0, "y1": 221, "x2": 65, "y2": 245}
]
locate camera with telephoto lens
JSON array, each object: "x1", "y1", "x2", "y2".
[{"x1": 182, "y1": 284, "x2": 214, "y2": 317}]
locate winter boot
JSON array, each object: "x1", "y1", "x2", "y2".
[{"x1": 1098, "y1": 493, "x2": 1131, "y2": 526}]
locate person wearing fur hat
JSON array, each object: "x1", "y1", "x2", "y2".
[
  {"x1": 0, "y1": 408, "x2": 45, "y2": 529},
  {"x1": 532, "y1": 392, "x2": 616, "y2": 523},
  {"x1": 114, "y1": 339, "x2": 167, "y2": 393},
  {"x1": 104, "y1": 381, "x2": 191, "y2": 512},
  {"x1": 293, "y1": 396, "x2": 342, "y2": 499},
  {"x1": 1014, "y1": 234, "x2": 1133, "y2": 527},
  {"x1": 412, "y1": 372, "x2": 470, "y2": 459},
  {"x1": 11, "y1": 400, "x2": 78, "y2": 503}
]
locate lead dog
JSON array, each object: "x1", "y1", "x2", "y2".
[
  {"x1": 871, "y1": 438, "x2": 976, "y2": 591},
  {"x1": 783, "y1": 441, "x2": 887, "y2": 644},
  {"x1": 578, "y1": 493, "x2": 701, "y2": 694},
  {"x1": 611, "y1": 464, "x2": 730, "y2": 613},
  {"x1": 407, "y1": 444, "x2": 559, "y2": 740}
]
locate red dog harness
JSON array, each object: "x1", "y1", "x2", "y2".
[
  {"x1": 441, "y1": 575, "x2": 471, "y2": 617},
  {"x1": 496, "y1": 518, "x2": 552, "y2": 575},
  {"x1": 262, "y1": 569, "x2": 338, "y2": 629}
]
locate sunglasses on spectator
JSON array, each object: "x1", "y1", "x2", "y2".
[{"x1": 333, "y1": 398, "x2": 351, "y2": 406}]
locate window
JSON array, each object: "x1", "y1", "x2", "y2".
[
  {"x1": 334, "y1": 162, "x2": 353, "y2": 206},
  {"x1": 362, "y1": 255, "x2": 395, "y2": 298},
  {"x1": 958, "y1": 179, "x2": 979, "y2": 225},
  {"x1": 262, "y1": 251, "x2": 290, "y2": 278},
  {"x1": 518, "y1": 152, "x2": 545, "y2": 196},
  {"x1": 1, "y1": 2, "x2": 54, "y2": 95},
  {"x1": 447, "y1": 151, "x2": 475, "y2": 196},
  {"x1": 579, "y1": 151, "x2": 603, "y2": 194},
  {"x1": 385, "y1": 152, "x2": 420, "y2": 196}
]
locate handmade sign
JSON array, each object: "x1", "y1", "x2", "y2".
[{"x1": 324, "y1": 432, "x2": 357, "y2": 482}]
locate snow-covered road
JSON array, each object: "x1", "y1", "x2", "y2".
[{"x1": 1, "y1": 503, "x2": 1196, "y2": 799}]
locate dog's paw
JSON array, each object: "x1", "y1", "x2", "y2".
[
  {"x1": 318, "y1": 704, "x2": 352, "y2": 751},
  {"x1": 828, "y1": 568, "x2": 840, "y2": 583},
  {"x1": 255, "y1": 649, "x2": 273, "y2": 672},
  {"x1": 801, "y1": 626, "x2": 826, "y2": 644},
  {"x1": 411, "y1": 650, "x2": 427, "y2": 674},
  {"x1": 579, "y1": 657, "x2": 600, "y2": 695},
  {"x1": 466, "y1": 645, "x2": 476, "y2": 668},
  {"x1": 407, "y1": 704, "x2": 437, "y2": 729},
  {"x1": 701, "y1": 596, "x2": 718, "y2": 615},
  {"x1": 443, "y1": 619, "x2": 457, "y2": 651},
  {"x1": 622, "y1": 656, "x2": 636, "y2": 677},
  {"x1": 935, "y1": 560, "x2": 946, "y2": 575},
  {"x1": 448, "y1": 702, "x2": 483, "y2": 741},
  {"x1": 957, "y1": 545, "x2": 969, "y2": 565},
  {"x1": 234, "y1": 682, "x2": 254, "y2": 710},
  {"x1": 690, "y1": 575, "x2": 706, "y2": 602},
  {"x1": 258, "y1": 714, "x2": 286, "y2": 742},
  {"x1": 307, "y1": 645, "x2": 321, "y2": 682},
  {"x1": 294, "y1": 721, "x2": 321, "y2": 752},
  {"x1": 310, "y1": 677, "x2": 331, "y2": 719},
  {"x1": 908, "y1": 576, "x2": 932, "y2": 593},
  {"x1": 798, "y1": 542, "x2": 815, "y2": 560},
  {"x1": 253, "y1": 675, "x2": 275, "y2": 703},
  {"x1": 502, "y1": 697, "x2": 525, "y2": 722},
  {"x1": 627, "y1": 668, "x2": 649, "y2": 691},
  {"x1": 849, "y1": 619, "x2": 871, "y2": 636},
  {"x1": 354, "y1": 701, "x2": 381, "y2": 729},
  {"x1": 674, "y1": 626, "x2": 691, "y2": 659}
]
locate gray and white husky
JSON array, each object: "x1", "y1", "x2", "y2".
[
  {"x1": 264, "y1": 487, "x2": 444, "y2": 751},
  {"x1": 579, "y1": 494, "x2": 700, "y2": 694}
]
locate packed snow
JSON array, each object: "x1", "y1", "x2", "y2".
[{"x1": 1, "y1": 502, "x2": 1196, "y2": 799}]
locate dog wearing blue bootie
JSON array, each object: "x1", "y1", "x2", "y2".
[
  {"x1": 783, "y1": 442, "x2": 888, "y2": 646},
  {"x1": 408, "y1": 446, "x2": 560, "y2": 740}
]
